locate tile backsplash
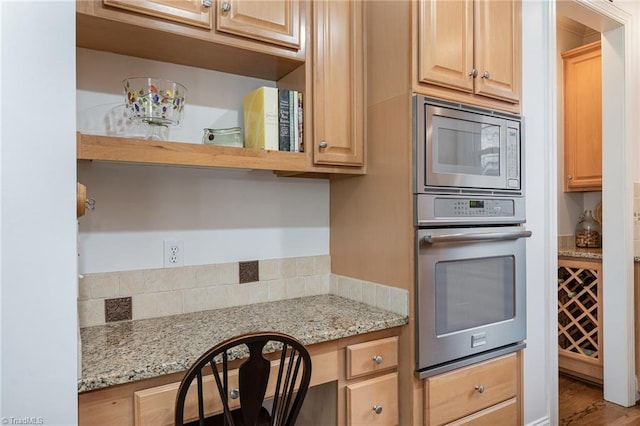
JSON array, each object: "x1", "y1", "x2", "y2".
[{"x1": 78, "y1": 255, "x2": 409, "y2": 327}]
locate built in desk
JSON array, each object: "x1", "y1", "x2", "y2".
[{"x1": 78, "y1": 294, "x2": 408, "y2": 425}]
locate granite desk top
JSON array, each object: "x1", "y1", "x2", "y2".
[{"x1": 79, "y1": 294, "x2": 408, "y2": 393}]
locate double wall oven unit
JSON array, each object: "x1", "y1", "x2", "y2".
[{"x1": 413, "y1": 96, "x2": 530, "y2": 378}]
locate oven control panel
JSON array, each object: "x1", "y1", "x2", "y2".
[
  {"x1": 435, "y1": 198, "x2": 515, "y2": 218},
  {"x1": 415, "y1": 194, "x2": 525, "y2": 226}
]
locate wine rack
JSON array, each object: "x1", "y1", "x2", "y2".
[{"x1": 557, "y1": 257, "x2": 603, "y2": 384}]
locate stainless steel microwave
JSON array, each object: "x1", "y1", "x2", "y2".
[{"x1": 413, "y1": 96, "x2": 523, "y2": 196}]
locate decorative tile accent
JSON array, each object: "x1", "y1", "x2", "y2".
[
  {"x1": 104, "y1": 297, "x2": 132, "y2": 323},
  {"x1": 239, "y1": 260, "x2": 259, "y2": 284}
]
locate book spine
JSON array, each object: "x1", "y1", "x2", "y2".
[
  {"x1": 289, "y1": 90, "x2": 295, "y2": 151},
  {"x1": 263, "y1": 87, "x2": 279, "y2": 150},
  {"x1": 297, "y1": 92, "x2": 304, "y2": 153},
  {"x1": 278, "y1": 89, "x2": 290, "y2": 151},
  {"x1": 292, "y1": 91, "x2": 299, "y2": 152}
]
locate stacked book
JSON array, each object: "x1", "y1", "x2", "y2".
[{"x1": 243, "y1": 86, "x2": 304, "y2": 152}]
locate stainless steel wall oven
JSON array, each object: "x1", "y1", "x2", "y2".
[{"x1": 413, "y1": 96, "x2": 530, "y2": 379}]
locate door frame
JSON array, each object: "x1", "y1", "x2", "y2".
[{"x1": 554, "y1": 0, "x2": 636, "y2": 408}]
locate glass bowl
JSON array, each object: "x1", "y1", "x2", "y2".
[{"x1": 123, "y1": 77, "x2": 186, "y2": 128}]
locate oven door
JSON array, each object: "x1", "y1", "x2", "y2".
[{"x1": 415, "y1": 226, "x2": 530, "y2": 377}]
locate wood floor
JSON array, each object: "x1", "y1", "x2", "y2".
[{"x1": 559, "y1": 374, "x2": 640, "y2": 425}]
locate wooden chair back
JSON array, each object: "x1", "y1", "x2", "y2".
[{"x1": 175, "y1": 331, "x2": 312, "y2": 426}]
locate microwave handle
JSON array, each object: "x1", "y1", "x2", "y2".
[{"x1": 421, "y1": 230, "x2": 532, "y2": 245}]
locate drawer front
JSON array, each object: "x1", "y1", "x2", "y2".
[
  {"x1": 446, "y1": 398, "x2": 518, "y2": 426},
  {"x1": 346, "y1": 336, "x2": 398, "y2": 379},
  {"x1": 347, "y1": 372, "x2": 398, "y2": 426},
  {"x1": 425, "y1": 353, "x2": 518, "y2": 426}
]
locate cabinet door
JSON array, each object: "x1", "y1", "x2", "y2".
[
  {"x1": 418, "y1": 0, "x2": 474, "y2": 93},
  {"x1": 216, "y1": 0, "x2": 300, "y2": 49},
  {"x1": 562, "y1": 42, "x2": 602, "y2": 192},
  {"x1": 312, "y1": 0, "x2": 365, "y2": 167},
  {"x1": 474, "y1": 0, "x2": 521, "y2": 103},
  {"x1": 346, "y1": 373, "x2": 398, "y2": 426},
  {"x1": 104, "y1": 0, "x2": 212, "y2": 29}
]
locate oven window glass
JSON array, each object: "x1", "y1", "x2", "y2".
[
  {"x1": 434, "y1": 255, "x2": 515, "y2": 336},
  {"x1": 433, "y1": 116, "x2": 500, "y2": 177}
]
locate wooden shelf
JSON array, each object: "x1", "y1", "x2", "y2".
[
  {"x1": 77, "y1": 132, "x2": 307, "y2": 171},
  {"x1": 77, "y1": 133, "x2": 365, "y2": 177}
]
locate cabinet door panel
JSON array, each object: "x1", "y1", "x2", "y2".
[
  {"x1": 347, "y1": 373, "x2": 398, "y2": 426},
  {"x1": 216, "y1": 0, "x2": 300, "y2": 49},
  {"x1": 104, "y1": 0, "x2": 212, "y2": 28},
  {"x1": 313, "y1": 0, "x2": 364, "y2": 166},
  {"x1": 474, "y1": 0, "x2": 521, "y2": 103},
  {"x1": 418, "y1": 0, "x2": 474, "y2": 93},
  {"x1": 562, "y1": 42, "x2": 602, "y2": 191}
]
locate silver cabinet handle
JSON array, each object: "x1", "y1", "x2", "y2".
[
  {"x1": 422, "y1": 230, "x2": 532, "y2": 245},
  {"x1": 319, "y1": 141, "x2": 328, "y2": 149},
  {"x1": 372, "y1": 405, "x2": 383, "y2": 415},
  {"x1": 567, "y1": 175, "x2": 573, "y2": 180},
  {"x1": 221, "y1": 1, "x2": 231, "y2": 12},
  {"x1": 469, "y1": 68, "x2": 478, "y2": 78},
  {"x1": 481, "y1": 71, "x2": 490, "y2": 79},
  {"x1": 202, "y1": 0, "x2": 212, "y2": 7},
  {"x1": 474, "y1": 384, "x2": 485, "y2": 393},
  {"x1": 230, "y1": 388, "x2": 239, "y2": 399},
  {"x1": 373, "y1": 355, "x2": 383, "y2": 364}
]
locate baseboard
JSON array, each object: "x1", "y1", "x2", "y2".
[{"x1": 526, "y1": 417, "x2": 551, "y2": 426}]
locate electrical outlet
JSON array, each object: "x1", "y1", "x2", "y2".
[{"x1": 163, "y1": 240, "x2": 184, "y2": 268}]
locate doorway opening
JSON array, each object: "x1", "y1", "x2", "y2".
[{"x1": 554, "y1": 0, "x2": 635, "y2": 410}]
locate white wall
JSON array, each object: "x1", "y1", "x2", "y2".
[
  {"x1": 522, "y1": 3, "x2": 556, "y2": 424},
  {"x1": 0, "y1": 1, "x2": 78, "y2": 425},
  {"x1": 76, "y1": 49, "x2": 330, "y2": 274}
]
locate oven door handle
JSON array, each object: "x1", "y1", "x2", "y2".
[{"x1": 421, "y1": 229, "x2": 532, "y2": 245}]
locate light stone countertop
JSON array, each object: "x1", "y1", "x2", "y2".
[
  {"x1": 79, "y1": 294, "x2": 408, "y2": 393},
  {"x1": 558, "y1": 246, "x2": 603, "y2": 260}
]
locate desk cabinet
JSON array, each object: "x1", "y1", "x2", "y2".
[
  {"x1": 78, "y1": 329, "x2": 399, "y2": 426},
  {"x1": 345, "y1": 337, "x2": 399, "y2": 426}
]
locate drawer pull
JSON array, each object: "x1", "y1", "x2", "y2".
[
  {"x1": 474, "y1": 384, "x2": 485, "y2": 394},
  {"x1": 373, "y1": 405, "x2": 383, "y2": 415},
  {"x1": 373, "y1": 355, "x2": 383, "y2": 364},
  {"x1": 230, "y1": 388, "x2": 239, "y2": 399}
]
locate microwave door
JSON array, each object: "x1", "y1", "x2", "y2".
[{"x1": 425, "y1": 106, "x2": 508, "y2": 191}]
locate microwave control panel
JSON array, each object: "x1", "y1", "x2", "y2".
[
  {"x1": 435, "y1": 198, "x2": 515, "y2": 218},
  {"x1": 506, "y1": 126, "x2": 520, "y2": 189}
]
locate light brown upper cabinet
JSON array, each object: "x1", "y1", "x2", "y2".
[
  {"x1": 103, "y1": 0, "x2": 213, "y2": 29},
  {"x1": 216, "y1": 0, "x2": 300, "y2": 49},
  {"x1": 103, "y1": 0, "x2": 300, "y2": 50},
  {"x1": 417, "y1": 0, "x2": 521, "y2": 113},
  {"x1": 77, "y1": 0, "x2": 304, "y2": 81},
  {"x1": 562, "y1": 41, "x2": 602, "y2": 192},
  {"x1": 312, "y1": 0, "x2": 365, "y2": 167}
]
